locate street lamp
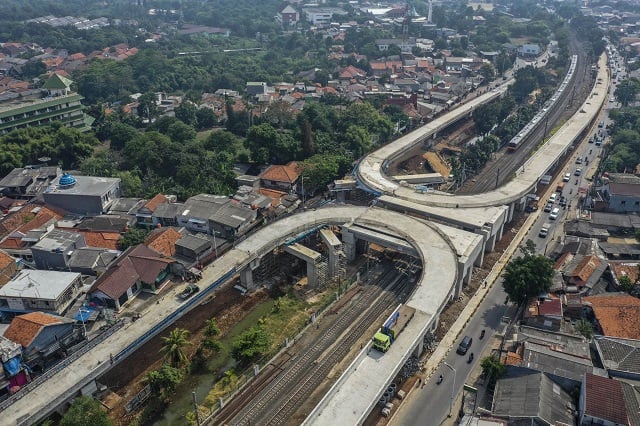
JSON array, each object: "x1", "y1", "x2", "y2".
[
  {"x1": 301, "y1": 176, "x2": 308, "y2": 207},
  {"x1": 443, "y1": 362, "x2": 456, "y2": 418}
]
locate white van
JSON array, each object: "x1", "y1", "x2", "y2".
[
  {"x1": 549, "y1": 193, "x2": 557, "y2": 203},
  {"x1": 550, "y1": 208, "x2": 560, "y2": 220}
]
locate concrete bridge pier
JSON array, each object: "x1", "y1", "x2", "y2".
[
  {"x1": 341, "y1": 227, "x2": 357, "y2": 262},
  {"x1": 240, "y1": 257, "x2": 261, "y2": 290},
  {"x1": 320, "y1": 229, "x2": 343, "y2": 280},
  {"x1": 284, "y1": 243, "x2": 322, "y2": 288}
]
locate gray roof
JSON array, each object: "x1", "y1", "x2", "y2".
[
  {"x1": 68, "y1": 247, "x2": 117, "y2": 271},
  {"x1": 620, "y1": 381, "x2": 640, "y2": 426},
  {"x1": 492, "y1": 366, "x2": 575, "y2": 425},
  {"x1": 44, "y1": 174, "x2": 120, "y2": 197},
  {"x1": 32, "y1": 228, "x2": 85, "y2": 251},
  {"x1": 175, "y1": 234, "x2": 211, "y2": 252},
  {"x1": 77, "y1": 214, "x2": 134, "y2": 232},
  {"x1": 0, "y1": 270, "x2": 80, "y2": 300},
  {"x1": 521, "y1": 341, "x2": 594, "y2": 381},
  {"x1": 154, "y1": 202, "x2": 183, "y2": 219},
  {"x1": 594, "y1": 336, "x2": 640, "y2": 374},
  {"x1": 591, "y1": 212, "x2": 634, "y2": 228},
  {"x1": 564, "y1": 221, "x2": 610, "y2": 239},
  {"x1": 599, "y1": 242, "x2": 640, "y2": 257},
  {"x1": 108, "y1": 197, "x2": 143, "y2": 214}
]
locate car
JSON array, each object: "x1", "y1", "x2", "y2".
[
  {"x1": 456, "y1": 335, "x2": 473, "y2": 355},
  {"x1": 560, "y1": 198, "x2": 567, "y2": 207},
  {"x1": 575, "y1": 168, "x2": 582, "y2": 176},
  {"x1": 550, "y1": 207, "x2": 560, "y2": 220},
  {"x1": 576, "y1": 156, "x2": 583, "y2": 164},
  {"x1": 543, "y1": 202, "x2": 553, "y2": 212},
  {"x1": 179, "y1": 283, "x2": 200, "y2": 299},
  {"x1": 598, "y1": 121, "x2": 604, "y2": 128},
  {"x1": 539, "y1": 223, "x2": 551, "y2": 238},
  {"x1": 549, "y1": 193, "x2": 558, "y2": 203},
  {"x1": 563, "y1": 173, "x2": 571, "y2": 182}
]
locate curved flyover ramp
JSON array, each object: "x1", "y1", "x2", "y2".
[{"x1": 357, "y1": 54, "x2": 609, "y2": 210}]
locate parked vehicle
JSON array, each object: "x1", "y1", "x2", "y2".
[
  {"x1": 480, "y1": 329, "x2": 485, "y2": 339},
  {"x1": 179, "y1": 283, "x2": 200, "y2": 299},
  {"x1": 372, "y1": 305, "x2": 416, "y2": 352},
  {"x1": 550, "y1": 208, "x2": 560, "y2": 220},
  {"x1": 543, "y1": 203, "x2": 553, "y2": 213}
]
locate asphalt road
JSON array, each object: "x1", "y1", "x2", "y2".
[
  {"x1": 394, "y1": 67, "x2": 616, "y2": 426},
  {"x1": 395, "y1": 272, "x2": 510, "y2": 424}
]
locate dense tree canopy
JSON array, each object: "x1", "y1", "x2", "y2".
[
  {"x1": 60, "y1": 396, "x2": 112, "y2": 426},
  {"x1": 502, "y1": 240, "x2": 554, "y2": 305}
]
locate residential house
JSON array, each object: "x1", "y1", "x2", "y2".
[
  {"x1": 135, "y1": 193, "x2": 171, "y2": 228},
  {"x1": 492, "y1": 366, "x2": 576, "y2": 426},
  {"x1": 583, "y1": 293, "x2": 640, "y2": 339},
  {"x1": 0, "y1": 250, "x2": 17, "y2": 287},
  {"x1": 175, "y1": 233, "x2": 214, "y2": 264},
  {"x1": 30, "y1": 229, "x2": 86, "y2": 270},
  {"x1": 594, "y1": 336, "x2": 640, "y2": 381},
  {"x1": 89, "y1": 244, "x2": 179, "y2": 310},
  {"x1": 43, "y1": 173, "x2": 121, "y2": 215},
  {"x1": 0, "y1": 336, "x2": 22, "y2": 398},
  {"x1": 260, "y1": 162, "x2": 301, "y2": 193},
  {"x1": 174, "y1": 194, "x2": 257, "y2": 239},
  {"x1": 580, "y1": 373, "x2": 630, "y2": 426},
  {"x1": 0, "y1": 205, "x2": 62, "y2": 263},
  {"x1": 523, "y1": 296, "x2": 563, "y2": 331},
  {"x1": 246, "y1": 82, "x2": 268, "y2": 97},
  {"x1": 511, "y1": 325, "x2": 594, "y2": 383},
  {"x1": 338, "y1": 65, "x2": 367, "y2": 81},
  {"x1": 0, "y1": 167, "x2": 61, "y2": 199},
  {"x1": 67, "y1": 247, "x2": 117, "y2": 276},
  {"x1": 145, "y1": 227, "x2": 182, "y2": 257},
  {"x1": 3, "y1": 311, "x2": 79, "y2": 371},
  {"x1": 0, "y1": 270, "x2": 83, "y2": 320},
  {"x1": 107, "y1": 197, "x2": 143, "y2": 215},
  {"x1": 375, "y1": 38, "x2": 417, "y2": 53}
]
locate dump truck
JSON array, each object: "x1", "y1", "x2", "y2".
[{"x1": 372, "y1": 305, "x2": 416, "y2": 353}]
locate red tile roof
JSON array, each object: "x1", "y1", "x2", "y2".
[
  {"x1": 261, "y1": 161, "x2": 300, "y2": 184},
  {"x1": 4, "y1": 312, "x2": 65, "y2": 347},
  {"x1": 145, "y1": 227, "x2": 182, "y2": 257},
  {"x1": 569, "y1": 255, "x2": 602, "y2": 284},
  {"x1": 79, "y1": 230, "x2": 121, "y2": 250},
  {"x1": 0, "y1": 205, "x2": 61, "y2": 240},
  {"x1": 583, "y1": 294, "x2": 640, "y2": 339},
  {"x1": 143, "y1": 193, "x2": 170, "y2": 213},
  {"x1": 0, "y1": 249, "x2": 15, "y2": 270},
  {"x1": 90, "y1": 245, "x2": 174, "y2": 300},
  {"x1": 584, "y1": 373, "x2": 629, "y2": 425}
]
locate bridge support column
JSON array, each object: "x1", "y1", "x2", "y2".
[
  {"x1": 487, "y1": 232, "x2": 497, "y2": 253},
  {"x1": 498, "y1": 222, "x2": 504, "y2": 241},
  {"x1": 240, "y1": 257, "x2": 261, "y2": 290},
  {"x1": 413, "y1": 339, "x2": 424, "y2": 357},
  {"x1": 284, "y1": 244, "x2": 322, "y2": 288},
  {"x1": 341, "y1": 228, "x2": 357, "y2": 262},
  {"x1": 320, "y1": 229, "x2": 344, "y2": 280},
  {"x1": 507, "y1": 202, "x2": 515, "y2": 222}
]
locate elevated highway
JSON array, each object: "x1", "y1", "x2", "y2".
[{"x1": 5, "y1": 54, "x2": 609, "y2": 426}]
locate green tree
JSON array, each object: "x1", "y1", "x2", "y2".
[
  {"x1": 60, "y1": 396, "x2": 112, "y2": 426},
  {"x1": 145, "y1": 365, "x2": 184, "y2": 397},
  {"x1": 204, "y1": 318, "x2": 221, "y2": 337},
  {"x1": 479, "y1": 63, "x2": 496, "y2": 82},
  {"x1": 480, "y1": 355, "x2": 505, "y2": 386},
  {"x1": 108, "y1": 122, "x2": 138, "y2": 151},
  {"x1": 115, "y1": 170, "x2": 143, "y2": 198},
  {"x1": 160, "y1": 328, "x2": 192, "y2": 368},
  {"x1": 574, "y1": 318, "x2": 594, "y2": 340},
  {"x1": 137, "y1": 92, "x2": 158, "y2": 122},
  {"x1": 618, "y1": 274, "x2": 635, "y2": 293},
  {"x1": 175, "y1": 101, "x2": 198, "y2": 127},
  {"x1": 117, "y1": 227, "x2": 150, "y2": 251},
  {"x1": 502, "y1": 240, "x2": 554, "y2": 305},
  {"x1": 231, "y1": 325, "x2": 271, "y2": 364},
  {"x1": 300, "y1": 153, "x2": 350, "y2": 194},
  {"x1": 204, "y1": 130, "x2": 239, "y2": 154},
  {"x1": 196, "y1": 107, "x2": 217, "y2": 130},
  {"x1": 614, "y1": 79, "x2": 640, "y2": 107}
]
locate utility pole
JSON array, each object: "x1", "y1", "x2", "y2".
[
  {"x1": 192, "y1": 391, "x2": 201, "y2": 426},
  {"x1": 495, "y1": 168, "x2": 500, "y2": 189}
]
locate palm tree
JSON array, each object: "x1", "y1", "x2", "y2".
[{"x1": 161, "y1": 328, "x2": 191, "y2": 367}]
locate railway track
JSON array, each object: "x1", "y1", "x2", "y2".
[
  {"x1": 215, "y1": 264, "x2": 411, "y2": 426},
  {"x1": 458, "y1": 36, "x2": 592, "y2": 194}
]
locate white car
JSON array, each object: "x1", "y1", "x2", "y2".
[
  {"x1": 550, "y1": 208, "x2": 560, "y2": 220},
  {"x1": 563, "y1": 173, "x2": 571, "y2": 182}
]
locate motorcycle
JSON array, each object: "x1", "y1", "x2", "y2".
[
  {"x1": 467, "y1": 353, "x2": 474, "y2": 363},
  {"x1": 480, "y1": 329, "x2": 485, "y2": 339},
  {"x1": 437, "y1": 374, "x2": 443, "y2": 385}
]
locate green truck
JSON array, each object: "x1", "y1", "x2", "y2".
[{"x1": 372, "y1": 305, "x2": 416, "y2": 352}]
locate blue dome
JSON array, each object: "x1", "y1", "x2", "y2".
[{"x1": 59, "y1": 173, "x2": 77, "y2": 187}]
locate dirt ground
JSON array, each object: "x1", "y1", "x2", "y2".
[{"x1": 102, "y1": 280, "x2": 268, "y2": 424}]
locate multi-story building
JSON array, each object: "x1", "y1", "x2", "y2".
[
  {"x1": 0, "y1": 73, "x2": 93, "y2": 135},
  {"x1": 42, "y1": 173, "x2": 121, "y2": 215}
]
